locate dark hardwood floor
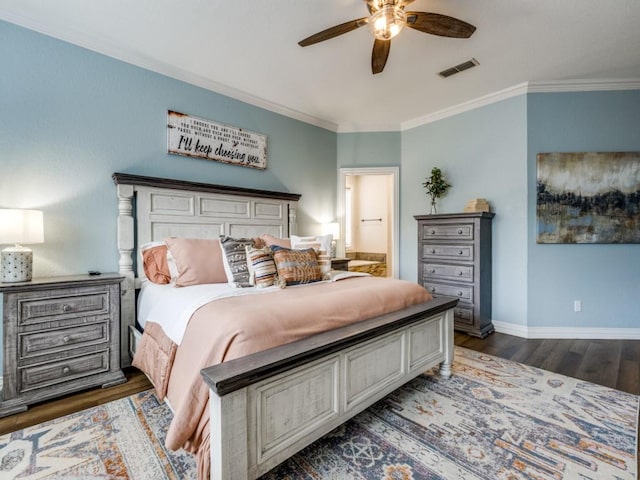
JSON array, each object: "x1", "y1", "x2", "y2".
[
  {"x1": 0, "y1": 366, "x2": 153, "y2": 435},
  {"x1": 1, "y1": 332, "x2": 638, "y2": 437},
  {"x1": 455, "y1": 331, "x2": 640, "y2": 395}
]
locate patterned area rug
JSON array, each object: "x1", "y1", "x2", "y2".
[
  {"x1": 0, "y1": 389, "x2": 196, "y2": 480},
  {"x1": 1, "y1": 347, "x2": 637, "y2": 479}
]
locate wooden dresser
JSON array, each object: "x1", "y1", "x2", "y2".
[
  {"x1": 0, "y1": 274, "x2": 126, "y2": 417},
  {"x1": 415, "y1": 212, "x2": 495, "y2": 338}
]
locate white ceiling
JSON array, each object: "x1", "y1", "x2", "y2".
[{"x1": 2, "y1": 0, "x2": 640, "y2": 132}]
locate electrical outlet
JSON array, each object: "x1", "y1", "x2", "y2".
[{"x1": 574, "y1": 300, "x2": 582, "y2": 312}]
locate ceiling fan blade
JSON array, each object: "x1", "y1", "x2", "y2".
[
  {"x1": 405, "y1": 12, "x2": 476, "y2": 38},
  {"x1": 372, "y1": 39, "x2": 391, "y2": 74},
  {"x1": 298, "y1": 18, "x2": 368, "y2": 47}
]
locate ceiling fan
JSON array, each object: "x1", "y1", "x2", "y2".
[{"x1": 298, "y1": 0, "x2": 476, "y2": 74}]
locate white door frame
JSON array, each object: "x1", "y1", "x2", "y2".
[{"x1": 338, "y1": 166, "x2": 400, "y2": 279}]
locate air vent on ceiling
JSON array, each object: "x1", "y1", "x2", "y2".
[{"x1": 438, "y1": 58, "x2": 479, "y2": 78}]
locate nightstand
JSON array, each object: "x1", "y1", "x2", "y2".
[
  {"x1": 331, "y1": 258, "x2": 350, "y2": 271},
  {"x1": 0, "y1": 273, "x2": 126, "y2": 417}
]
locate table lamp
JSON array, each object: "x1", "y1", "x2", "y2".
[{"x1": 0, "y1": 209, "x2": 44, "y2": 282}]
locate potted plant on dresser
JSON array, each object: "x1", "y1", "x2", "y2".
[{"x1": 422, "y1": 167, "x2": 451, "y2": 214}]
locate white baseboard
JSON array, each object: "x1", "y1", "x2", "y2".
[
  {"x1": 492, "y1": 321, "x2": 528, "y2": 337},
  {"x1": 492, "y1": 320, "x2": 640, "y2": 340}
]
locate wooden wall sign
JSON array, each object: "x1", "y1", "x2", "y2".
[{"x1": 167, "y1": 111, "x2": 267, "y2": 169}]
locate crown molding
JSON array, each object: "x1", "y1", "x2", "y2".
[
  {"x1": 4, "y1": 13, "x2": 640, "y2": 134},
  {"x1": 0, "y1": 12, "x2": 339, "y2": 132},
  {"x1": 400, "y1": 83, "x2": 529, "y2": 131},
  {"x1": 337, "y1": 123, "x2": 402, "y2": 133},
  {"x1": 527, "y1": 78, "x2": 640, "y2": 93},
  {"x1": 400, "y1": 78, "x2": 640, "y2": 131}
]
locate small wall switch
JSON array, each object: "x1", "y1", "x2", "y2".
[{"x1": 574, "y1": 300, "x2": 582, "y2": 312}]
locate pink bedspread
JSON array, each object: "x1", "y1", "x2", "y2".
[{"x1": 133, "y1": 276, "x2": 432, "y2": 478}]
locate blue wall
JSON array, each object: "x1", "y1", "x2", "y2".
[
  {"x1": 337, "y1": 132, "x2": 401, "y2": 168},
  {"x1": 527, "y1": 91, "x2": 640, "y2": 329},
  {"x1": 397, "y1": 90, "x2": 640, "y2": 333},
  {"x1": 400, "y1": 96, "x2": 529, "y2": 328},
  {"x1": 2, "y1": 20, "x2": 638, "y2": 335},
  {"x1": 0, "y1": 20, "x2": 337, "y2": 277}
]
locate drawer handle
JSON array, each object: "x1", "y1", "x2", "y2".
[
  {"x1": 430, "y1": 287, "x2": 436, "y2": 293},
  {"x1": 458, "y1": 271, "x2": 463, "y2": 276},
  {"x1": 458, "y1": 229, "x2": 463, "y2": 235},
  {"x1": 62, "y1": 366, "x2": 71, "y2": 375},
  {"x1": 458, "y1": 291, "x2": 463, "y2": 297},
  {"x1": 62, "y1": 304, "x2": 72, "y2": 312},
  {"x1": 62, "y1": 335, "x2": 71, "y2": 343},
  {"x1": 430, "y1": 229, "x2": 436, "y2": 235},
  {"x1": 430, "y1": 249, "x2": 436, "y2": 254},
  {"x1": 458, "y1": 250, "x2": 464, "y2": 255},
  {"x1": 430, "y1": 268, "x2": 436, "y2": 274}
]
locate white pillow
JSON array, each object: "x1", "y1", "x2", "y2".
[{"x1": 290, "y1": 234, "x2": 332, "y2": 254}]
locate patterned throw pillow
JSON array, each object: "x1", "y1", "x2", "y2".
[
  {"x1": 219, "y1": 236, "x2": 255, "y2": 288},
  {"x1": 271, "y1": 245, "x2": 322, "y2": 287},
  {"x1": 290, "y1": 235, "x2": 332, "y2": 280},
  {"x1": 245, "y1": 245, "x2": 278, "y2": 288}
]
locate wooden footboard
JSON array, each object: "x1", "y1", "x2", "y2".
[{"x1": 201, "y1": 297, "x2": 457, "y2": 480}]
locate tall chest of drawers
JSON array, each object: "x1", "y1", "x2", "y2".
[
  {"x1": 415, "y1": 212, "x2": 495, "y2": 338},
  {"x1": 0, "y1": 274, "x2": 126, "y2": 417}
]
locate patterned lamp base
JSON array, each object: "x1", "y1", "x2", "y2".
[{"x1": 1, "y1": 247, "x2": 33, "y2": 283}]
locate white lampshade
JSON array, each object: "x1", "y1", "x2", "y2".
[
  {"x1": 321, "y1": 222, "x2": 340, "y2": 258},
  {"x1": 0, "y1": 209, "x2": 44, "y2": 282},
  {"x1": 0, "y1": 209, "x2": 44, "y2": 244},
  {"x1": 322, "y1": 222, "x2": 340, "y2": 241}
]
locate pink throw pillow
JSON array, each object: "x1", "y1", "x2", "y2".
[
  {"x1": 141, "y1": 242, "x2": 171, "y2": 284},
  {"x1": 261, "y1": 234, "x2": 291, "y2": 249},
  {"x1": 164, "y1": 237, "x2": 227, "y2": 287}
]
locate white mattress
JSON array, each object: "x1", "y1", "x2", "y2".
[
  {"x1": 137, "y1": 281, "x2": 278, "y2": 345},
  {"x1": 137, "y1": 270, "x2": 371, "y2": 345}
]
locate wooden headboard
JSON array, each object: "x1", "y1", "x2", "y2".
[{"x1": 112, "y1": 173, "x2": 301, "y2": 366}]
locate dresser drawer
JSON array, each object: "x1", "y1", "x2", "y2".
[
  {"x1": 19, "y1": 322, "x2": 110, "y2": 360},
  {"x1": 19, "y1": 350, "x2": 110, "y2": 393},
  {"x1": 454, "y1": 306, "x2": 474, "y2": 326},
  {"x1": 423, "y1": 282, "x2": 474, "y2": 304},
  {"x1": 420, "y1": 223, "x2": 474, "y2": 241},
  {"x1": 18, "y1": 290, "x2": 110, "y2": 326},
  {"x1": 423, "y1": 263, "x2": 473, "y2": 283},
  {"x1": 421, "y1": 244, "x2": 474, "y2": 262}
]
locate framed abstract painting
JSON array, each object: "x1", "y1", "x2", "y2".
[{"x1": 536, "y1": 152, "x2": 640, "y2": 244}]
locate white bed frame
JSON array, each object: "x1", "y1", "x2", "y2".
[
  {"x1": 113, "y1": 173, "x2": 301, "y2": 367},
  {"x1": 113, "y1": 173, "x2": 456, "y2": 480}
]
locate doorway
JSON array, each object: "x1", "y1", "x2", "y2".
[{"x1": 338, "y1": 167, "x2": 399, "y2": 278}]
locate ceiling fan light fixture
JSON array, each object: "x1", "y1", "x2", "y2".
[{"x1": 368, "y1": 5, "x2": 407, "y2": 40}]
